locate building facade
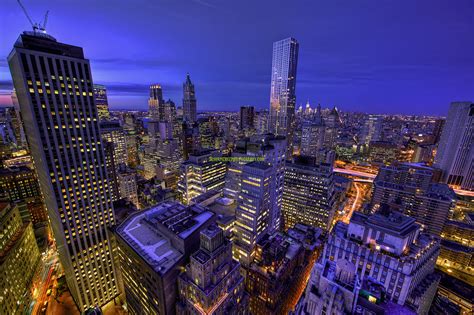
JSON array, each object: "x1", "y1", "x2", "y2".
[
  {"x1": 8, "y1": 31, "x2": 119, "y2": 310},
  {"x1": 282, "y1": 156, "x2": 336, "y2": 230},
  {"x1": 323, "y1": 207, "x2": 440, "y2": 313},
  {"x1": 114, "y1": 201, "x2": 215, "y2": 315},
  {"x1": 0, "y1": 203, "x2": 40, "y2": 314},
  {"x1": 372, "y1": 163, "x2": 455, "y2": 236},
  {"x1": 269, "y1": 37, "x2": 299, "y2": 157},
  {"x1": 434, "y1": 102, "x2": 473, "y2": 191},
  {"x1": 93, "y1": 84, "x2": 109, "y2": 120},
  {"x1": 183, "y1": 74, "x2": 197, "y2": 123},
  {"x1": 233, "y1": 162, "x2": 273, "y2": 266},
  {"x1": 177, "y1": 150, "x2": 226, "y2": 205}
]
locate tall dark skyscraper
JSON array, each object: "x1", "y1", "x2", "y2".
[
  {"x1": 434, "y1": 102, "x2": 473, "y2": 191},
  {"x1": 183, "y1": 73, "x2": 197, "y2": 123},
  {"x1": 269, "y1": 37, "x2": 299, "y2": 157},
  {"x1": 8, "y1": 30, "x2": 118, "y2": 311},
  {"x1": 148, "y1": 83, "x2": 164, "y2": 121},
  {"x1": 239, "y1": 105, "x2": 255, "y2": 131}
]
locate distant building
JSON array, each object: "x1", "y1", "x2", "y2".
[
  {"x1": 183, "y1": 74, "x2": 197, "y2": 123},
  {"x1": 93, "y1": 84, "x2": 110, "y2": 120},
  {"x1": 181, "y1": 121, "x2": 200, "y2": 160},
  {"x1": 324, "y1": 106, "x2": 342, "y2": 149},
  {"x1": 114, "y1": 201, "x2": 216, "y2": 315},
  {"x1": 372, "y1": 163, "x2": 455, "y2": 236},
  {"x1": 361, "y1": 114, "x2": 383, "y2": 145},
  {"x1": 148, "y1": 84, "x2": 164, "y2": 121},
  {"x1": 255, "y1": 109, "x2": 269, "y2": 135},
  {"x1": 282, "y1": 156, "x2": 336, "y2": 230},
  {"x1": 100, "y1": 120, "x2": 128, "y2": 166},
  {"x1": 10, "y1": 90, "x2": 27, "y2": 147},
  {"x1": 323, "y1": 206, "x2": 440, "y2": 313},
  {"x1": 155, "y1": 138, "x2": 182, "y2": 190},
  {"x1": 269, "y1": 37, "x2": 299, "y2": 157},
  {"x1": 368, "y1": 141, "x2": 399, "y2": 165},
  {"x1": 177, "y1": 225, "x2": 247, "y2": 313},
  {"x1": 434, "y1": 102, "x2": 473, "y2": 191},
  {"x1": 117, "y1": 167, "x2": 139, "y2": 209},
  {"x1": 0, "y1": 203, "x2": 40, "y2": 314},
  {"x1": 301, "y1": 110, "x2": 325, "y2": 156},
  {"x1": 177, "y1": 150, "x2": 226, "y2": 204},
  {"x1": 240, "y1": 105, "x2": 255, "y2": 133}
]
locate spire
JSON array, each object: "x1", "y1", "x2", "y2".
[{"x1": 185, "y1": 73, "x2": 192, "y2": 85}]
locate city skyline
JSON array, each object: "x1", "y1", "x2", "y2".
[
  {"x1": 1, "y1": 2, "x2": 473, "y2": 314},
  {"x1": 1, "y1": 0, "x2": 474, "y2": 115}
]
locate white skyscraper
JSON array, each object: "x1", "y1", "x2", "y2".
[
  {"x1": 8, "y1": 30, "x2": 118, "y2": 311},
  {"x1": 434, "y1": 102, "x2": 473, "y2": 191}
]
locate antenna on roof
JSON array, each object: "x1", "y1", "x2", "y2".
[{"x1": 17, "y1": 0, "x2": 49, "y2": 33}]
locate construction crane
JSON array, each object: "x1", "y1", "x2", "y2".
[{"x1": 17, "y1": 0, "x2": 49, "y2": 33}]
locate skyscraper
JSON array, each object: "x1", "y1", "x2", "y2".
[
  {"x1": 324, "y1": 106, "x2": 341, "y2": 149},
  {"x1": 8, "y1": 30, "x2": 118, "y2": 311},
  {"x1": 240, "y1": 105, "x2": 255, "y2": 132},
  {"x1": 183, "y1": 73, "x2": 197, "y2": 123},
  {"x1": 93, "y1": 84, "x2": 110, "y2": 120},
  {"x1": 360, "y1": 114, "x2": 383, "y2": 145},
  {"x1": 301, "y1": 106, "x2": 325, "y2": 156},
  {"x1": 223, "y1": 135, "x2": 286, "y2": 231},
  {"x1": 269, "y1": 37, "x2": 299, "y2": 157},
  {"x1": 148, "y1": 84, "x2": 164, "y2": 121},
  {"x1": 233, "y1": 162, "x2": 273, "y2": 265},
  {"x1": 434, "y1": 102, "x2": 473, "y2": 191}
]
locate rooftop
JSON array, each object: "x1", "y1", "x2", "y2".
[
  {"x1": 245, "y1": 161, "x2": 272, "y2": 170},
  {"x1": 116, "y1": 203, "x2": 182, "y2": 275},
  {"x1": 116, "y1": 201, "x2": 215, "y2": 274},
  {"x1": 351, "y1": 208, "x2": 419, "y2": 238}
]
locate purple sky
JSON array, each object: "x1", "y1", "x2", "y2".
[{"x1": 1, "y1": 0, "x2": 473, "y2": 115}]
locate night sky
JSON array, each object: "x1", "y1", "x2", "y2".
[{"x1": 1, "y1": 0, "x2": 473, "y2": 115}]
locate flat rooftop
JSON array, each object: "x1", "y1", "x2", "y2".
[
  {"x1": 116, "y1": 203, "x2": 182, "y2": 275},
  {"x1": 116, "y1": 201, "x2": 215, "y2": 274}
]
